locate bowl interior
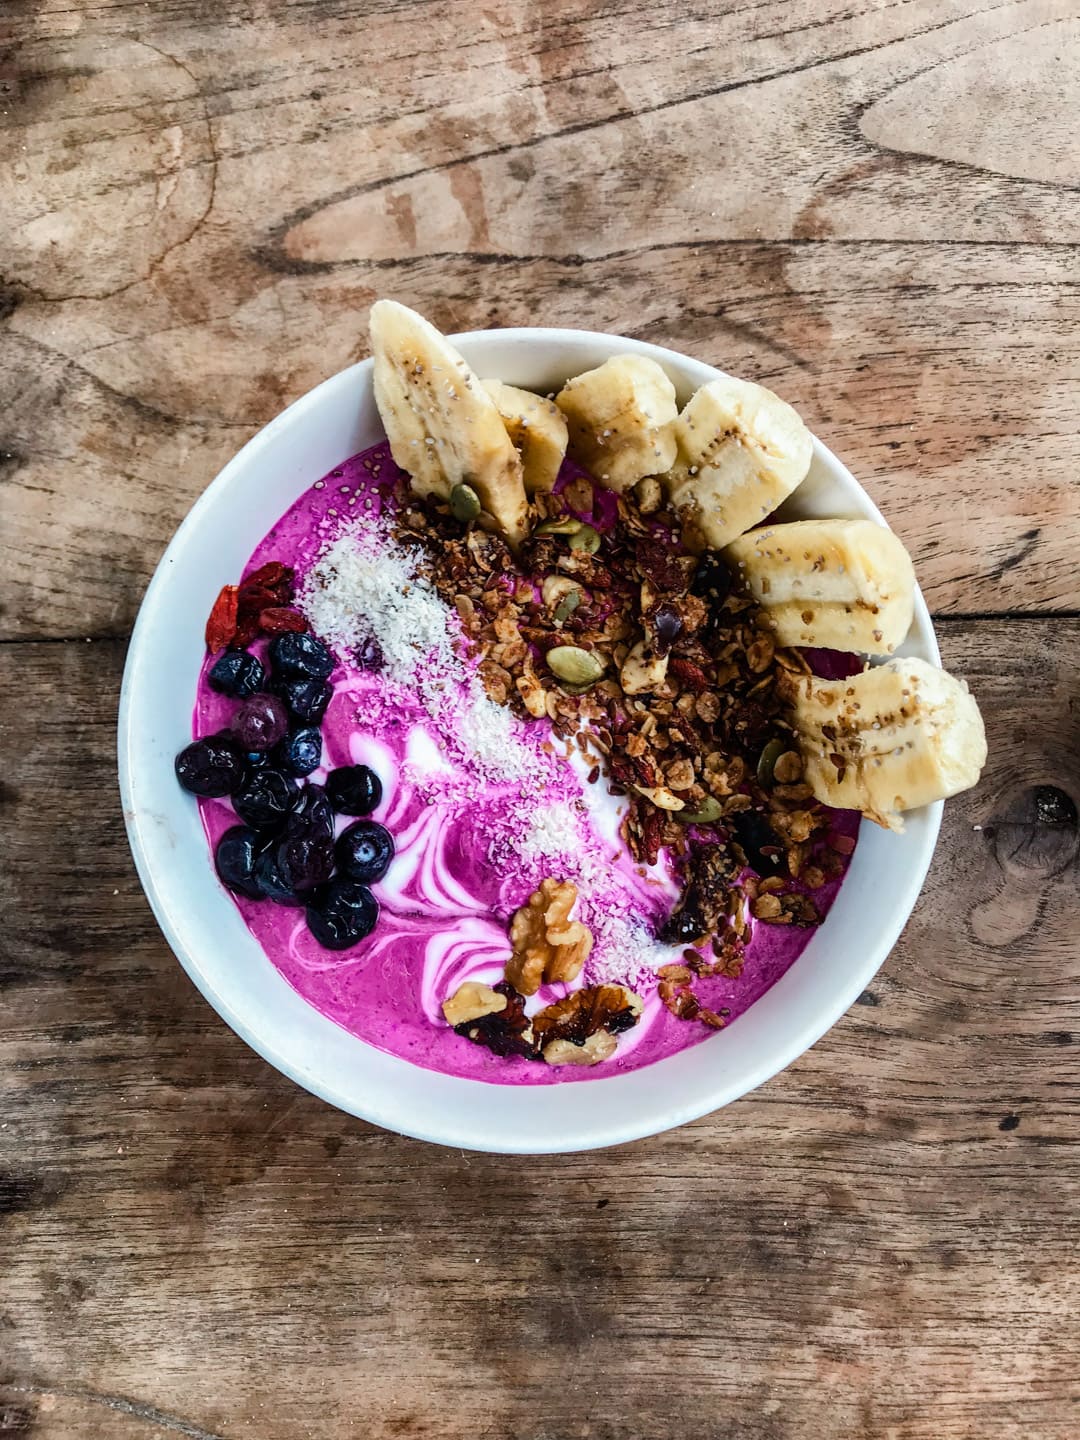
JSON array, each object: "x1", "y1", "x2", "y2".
[{"x1": 119, "y1": 328, "x2": 941, "y2": 1153}]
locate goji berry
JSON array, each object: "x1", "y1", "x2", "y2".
[
  {"x1": 205, "y1": 585, "x2": 239, "y2": 652},
  {"x1": 259, "y1": 607, "x2": 309, "y2": 635}
]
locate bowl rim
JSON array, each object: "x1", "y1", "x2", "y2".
[{"x1": 118, "y1": 325, "x2": 942, "y2": 1152}]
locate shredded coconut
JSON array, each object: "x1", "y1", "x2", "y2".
[{"x1": 301, "y1": 522, "x2": 549, "y2": 787}]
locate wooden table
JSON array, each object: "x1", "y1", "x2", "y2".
[{"x1": 2, "y1": 3, "x2": 1078, "y2": 1435}]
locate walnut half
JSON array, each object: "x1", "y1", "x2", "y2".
[
  {"x1": 506, "y1": 878, "x2": 594, "y2": 995},
  {"x1": 534, "y1": 983, "x2": 643, "y2": 1066}
]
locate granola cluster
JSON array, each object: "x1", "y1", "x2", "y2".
[{"x1": 400, "y1": 470, "x2": 849, "y2": 1027}]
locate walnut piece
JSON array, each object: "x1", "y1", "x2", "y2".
[
  {"x1": 441, "y1": 982, "x2": 508, "y2": 1028},
  {"x1": 506, "y1": 879, "x2": 594, "y2": 995},
  {"x1": 543, "y1": 1031, "x2": 618, "y2": 1067},
  {"x1": 532, "y1": 983, "x2": 643, "y2": 1050}
]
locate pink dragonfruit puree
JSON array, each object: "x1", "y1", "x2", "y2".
[{"x1": 194, "y1": 444, "x2": 858, "y2": 1085}]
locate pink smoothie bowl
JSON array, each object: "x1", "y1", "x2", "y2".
[{"x1": 118, "y1": 326, "x2": 942, "y2": 1153}]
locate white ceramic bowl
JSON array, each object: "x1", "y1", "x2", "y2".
[{"x1": 119, "y1": 328, "x2": 941, "y2": 1153}]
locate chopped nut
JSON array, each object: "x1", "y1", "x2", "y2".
[
  {"x1": 441, "y1": 982, "x2": 508, "y2": 1028},
  {"x1": 751, "y1": 893, "x2": 783, "y2": 920},
  {"x1": 543, "y1": 1031, "x2": 618, "y2": 1067},
  {"x1": 634, "y1": 475, "x2": 663, "y2": 514},
  {"x1": 532, "y1": 983, "x2": 643, "y2": 1047},
  {"x1": 772, "y1": 749, "x2": 804, "y2": 784},
  {"x1": 506, "y1": 878, "x2": 594, "y2": 995},
  {"x1": 620, "y1": 639, "x2": 670, "y2": 695},
  {"x1": 634, "y1": 784, "x2": 685, "y2": 811}
]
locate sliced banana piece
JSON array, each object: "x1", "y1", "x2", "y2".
[
  {"x1": 665, "y1": 376, "x2": 813, "y2": 551},
  {"x1": 726, "y1": 518, "x2": 916, "y2": 654},
  {"x1": 555, "y1": 355, "x2": 678, "y2": 492},
  {"x1": 789, "y1": 657, "x2": 987, "y2": 830},
  {"x1": 369, "y1": 300, "x2": 529, "y2": 548},
  {"x1": 482, "y1": 379, "x2": 568, "y2": 496}
]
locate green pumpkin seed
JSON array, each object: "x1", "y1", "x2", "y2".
[
  {"x1": 553, "y1": 589, "x2": 582, "y2": 623},
  {"x1": 568, "y1": 524, "x2": 601, "y2": 555},
  {"x1": 546, "y1": 645, "x2": 606, "y2": 686},
  {"x1": 449, "y1": 483, "x2": 481, "y2": 522},
  {"x1": 756, "y1": 737, "x2": 788, "y2": 789},
  {"x1": 676, "y1": 796, "x2": 724, "y2": 825},
  {"x1": 535, "y1": 517, "x2": 584, "y2": 537}
]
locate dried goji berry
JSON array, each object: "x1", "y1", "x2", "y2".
[
  {"x1": 669, "y1": 657, "x2": 708, "y2": 694},
  {"x1": 236, "y1": 585, "x2": 279, "y2": 617},
  {"x1": 205, "y1": 585, "x2": 239, "y2": 653},
  {"x1": 259, "y1": 607, "x2": 309, "y2": 635},
  {"x1": 244, "y1": 561, "x2": 292, "y2": 594}
]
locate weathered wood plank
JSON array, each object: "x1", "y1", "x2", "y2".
[{"x1": 1, "y1": 620, "x2": 1076, "y2": 1439}]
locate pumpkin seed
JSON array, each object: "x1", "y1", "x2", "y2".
[
  {"x1": 553, "y1": 589, "x2": 581, "y2": 623},
  {"x1": 756, "y1": 737, "x2": 788, "y2": 789},
  {"x1": 449, "y1": 483, "x2": 481, "y2": 522},
  {"x1": 546, "y1": 645, "x2": 606, "y2": 686},
  {"x1": 535, "y1": 517, "x2": 584, "y2": 537},
  {"x1": 568, "y1": 524, "x2": 601, "y2": 555},
  {"x1": 676, "y1": 796, "x2": 724, "y2": 825}
]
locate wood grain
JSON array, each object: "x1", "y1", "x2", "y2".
[
  {"x1": 1, "y1": 625, "x2": 1077, "y2": 1439},
  {"x1": 2, "y1": 1, "x2": 1079, "y2": 1435},
  {"x1": 2, "y1": 0, "x2": 1079, "y2": 638}
]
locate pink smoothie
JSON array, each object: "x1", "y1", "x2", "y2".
[{"x1": 195, "y1": 443, "x2": 859, "y2": 1084}]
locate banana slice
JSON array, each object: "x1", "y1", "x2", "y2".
[
  {"x1": 369, "y1": 300, "x2": 529, "y2": 548},
  {"x1": 665, "y1": 377, "x2": 813, "y2": 551},
  {"x1": 789, "y1": 657, "x2": 987, "y2": 830},
  {"x1": 482, "y1": 379, "x2": 568, "y2": 495},
  {"x1": 555, "y1": 355, "x2": 678, "y2": 492},
  {"x1": 726, "y1": 518, "x2": 916, "y2": 654}
]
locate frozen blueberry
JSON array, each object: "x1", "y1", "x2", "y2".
[
  {"x1": 731, "y1": 810, "x2": 786, "y2": 878},
  {"x1": 269, "y1": 632, "x2": 335, "y2": 682},
  {"x1": 175, "y1": 735, "x2": 246, "y2": 797},
  {"x1": 305, "y1": 878, "x2": 379, "y2": 950},
  {"x1": 277, "y1": 830, "x2": 335, "y2": 893},
  {"x1": 335, "y1": 821, "x2": 394, "y2": 884},
  {"x1": 287, "y1": 782, "x2": 334, "y2": 837},
  {"x1": 208, "y1": 649, "x2": 264, "y2": 698},
  {"x1": 231, "y1": 693, "x2": 290, "y2": 752},
  {"x1": 232, "y1": 768, "x2": 298, "y2": 832},
  {"x1": 214, "y1": 826, "x2": 264, "y2": 900},
  {"x1": 274, "y1": 677, "x2": 333, "y2": 725},
  {"x1": 276, "y1": 726, "x2": 322, "y2": 778},
  {"x1": 326, "y1": 764, "x2": 382, "y2": 816},
  {"x1": 354, "y1": 635, "x2": 384, "y2": 671},
  {"x1": 253, "y1": 848, "x2": 304, "y2": 906}
]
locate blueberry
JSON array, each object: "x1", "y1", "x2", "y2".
[
  {"x1": 253, "y1": 848, "x2": 304, "y2": 906},
  {"x1": 214, "y1": 826, "x2": 264, "y2": 900},
  {"x1": 175, "y1": 735, "x2": 246, "y2": 797},
  {"x1": 354, "y1": 635, "x2": 384, "y2": 671},
  {"x1": 243, "y1": 750, "x2": 272, "y2": 773},
  {"x1": 691, "y1": 554, "x2": 731, "y2": 634},
  {"x1": 335, "y1": 820, "x2": 395, "y2": 883},
  {"x1": 208, "y1": 650, "x2": 264, "y2": 698},
  {"x1": 276, "y1": 726, "x2": 322, "y2": 777},
  {"x1": 731, "y1": 810, "x2": 787, "y2": 878},
  {"x1": 287, "y1": 782, "x2": 334, "y2": 837},
  {"x1": 274, "y1": 677, "x2": 333, "y2": 725},
  {"x1": 232, "y1": 768, "x2": 298, "y2": 832},
  {"x1": 691, "y1": 553, "x2": 731, "y2": 604},
  {"x1": 305, "y1": 878, "x2": 379, "y2": 950},
  {"x1": 277, "y1": 830, "x2": 335, "y2": 893},
  {"x1": 326, "y1": 764, "x2": 382, "y2": 816},
  {"x1": 269, "y1": 632, "x2": 335, "y2": 681},
  {"x1": 231, "y1": 693, "x2": 290, "y2": 752}
]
